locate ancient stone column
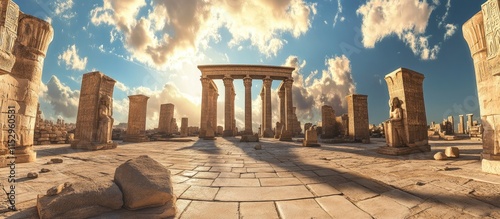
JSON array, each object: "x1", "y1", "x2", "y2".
[
  {"x1": 212, "y1": 91, "x2": 218, "y2": 135},
  {"x1": 280, "y1": 79, "x2": 294, "y2": 141},
  {"x1": 232, "y1": 90, "x2": 236, "y2": 136},
  {"x1": 347, "y1": 94, "x2": 370, "y2": 143},
  {"x1": 384, "y1": 68, "x2": 429, "y2": 147},
  {"x1": 263, "y1": 77, "x2": 273, "y2": 137},
  {"x1": 124, "y1": 95, "x2": 149, "y2": 142},
  {"x1": 260, "y1": 88, "x2": 265, "y2": 137},
  {"x1": 321, "y1": 105, "x2": 336, "y2": 139},
  {"x1": 199, "y1": 77, "x2": 210, "y2": 138},
  {"x1": 158, "y1": 103, "x2": 174, "y2": 134},
  {"x1": 207, "y1": 86, "x2": 214, "y2": 135},
  {"x1": 466, "y1": 113, "x2": 474, "y2": 133},
  {"x1": 180, "y1": 118, "x2": 188, "y2": 137},
  {"x1": 463, "y1": 2, "x2": 500, "y2": 174},
  {"x1": 243, "y1": 77, "x2": 253, "y2": 134},
  {"x1": 223, "y1": 76, "x2": 234, "y2": 137},
  {"x1": 458, "y1": 114, "x2": 465, "y2": 134},
  {"x1": 0, "y1": 4, "x2": 54, "y2": 164},
  {"x1": 278, "y1": 89, "x2": 285, "y2": 124},
  {"x1": 447, "y1": 115, "x2": 455, "y2": 135},
  {"x1": 72, "y1": 72, "x2": 117, "y2": 150}
]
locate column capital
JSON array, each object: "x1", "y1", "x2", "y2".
[
  {"x1": 200, "y1": 77, "x2": 211, "y2": 84},
  {"x1": 243, "y1": 77, "x2": 252, "y2": 87},
  {"x1": 223, "y1": 76, "x2": 234, "y2": 86},
  {"x1": 263, "y1": 77, "x2": 272, "y2": 88},
  {"x1": 284, "y1": 79, "x2": 294, "y2": 87}
]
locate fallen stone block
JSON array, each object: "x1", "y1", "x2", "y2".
[
  {"x1": 114, "y1": 155, "x2": 176, "y2": 211},
  {"x1": 37, "y1": 181, "x2": 123, "y2": 219},
  {"x1": 445, "y1": 147, "x2": 459, "y2": 158},
  {"x1": 433, "y1": 152, "x2": 447, "y2": 160},
  {"x1": 254, "y1": 144, "x2": 262, "y2": 150}
]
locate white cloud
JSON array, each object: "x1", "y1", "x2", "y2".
[
  {"x1": 53, "y1": 0, "x2": 76, "y2": 19},
  {"x1": 438, "y1": 0, "x2": 451, "y2": 27},
  {"x1": 58, "y1": 44, "x2": 88, "y2": 71},
  {"x1": 115, "y1": 81, "x2": 129, "y2": 92},
  {"x1": 356, "y1": 0, "x2": 440, "y2": 60},
  {"x1": 444, "y1": 23, "x2": 457, "y2": 40},
  {"x1": 39, "y1": 75, "x2": 80, "y2": 119},
  {"x1": 90, "y1": 0, "x2": 317, "y2": 69},
  {"x1": 332, "y1": 0, "x2": 344, "y2": 27}
]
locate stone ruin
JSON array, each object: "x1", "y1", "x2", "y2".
[
  {"x1": 321, "y1": 105, "x2": 338, "y2": 138},
  {"x1": 303, "y1": 125, "x2": 320, "y2": 147},
  {"x1": 71, "y1": 72, "x2": 117, "y2": 150},
  {"x1": 378, "y1": 68, "x2": 430, "y2": 155},
  {"x1": 0, "y1": 0, "x2": 54, "y2": 165},
  {"x1": 347, "y1": 94, "x2": 370, "y2": 143},
  {"x1": 180, "y1": 117, "x2": 188, "y2": 137},
  {"x1": 463, "y1": 0, "x2": 500, "y2": 174},
  {"x1": 123, "y1": 95, "x2": 149, "y2": 142},
  {"x1": 33, "y1": 104, "x2": 74, "y2": 145}
]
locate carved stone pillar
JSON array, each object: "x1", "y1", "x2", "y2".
[
  {"x1": 199, "y1": 77, "x2": 210, "y2": 138},
  {"x1": 280, "y1": 79, "x2": 294, "y2": 141},
  {"x1": 158, "y1": 103, "x2": 174, "y2": 134},
  {"x1": 180, "y1": 117, "x2": 188, "y2": 137},
  {"x1": 243, "y1": 77, "x2": 253, "y2": 134},
  {"x1": 223, "y1": 76, "x2": 234, "y2": 137},
  {"x1": 263, "y1": 77, "x2": 273, "y2": 138},
  {"x1": 124, "y1": 95, "x2": 149, "y2": 142},
  {"x1": 463, "y1": 3, "x2": 500, "y2": 174},
  {"x1": 212, "y1": 92, "x2": 218, "y2": 136},
  {"x1": 278, "y1": 89, "x2": 285, "y2": 125},
  {"x1": 260, "y1": 88, "x2": 265, "y2": 137}
]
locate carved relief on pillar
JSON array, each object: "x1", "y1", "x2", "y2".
[
  {"x1": 243, "y1": 76, "x2": 252, "y2": 134},
  {"x1": 0, "y1": 0, "x2": 19, "y2": 73},
  {"x1": 482, "y1": 0, "x2": 500, "y2": 76}
]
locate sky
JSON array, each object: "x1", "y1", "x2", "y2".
[{"x1": 13, "y1": 0, "x2": 486, "y2": 131}]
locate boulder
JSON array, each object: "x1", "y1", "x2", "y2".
[
  {"x1": 37, "y1": 181, "x2": 123, "y2": 219},
  {"x1": 114, "y1": 155, "x2": 176, "y2": 211},
  {"x1": 433, "y1": 152, "x2": 447, "y2": 160},
  {"x1": 445, "y1": 147, "x2": 460, "y2": 158},
  {"x1": 40, "y1": 168, "x2": 51, "y2": 173}
]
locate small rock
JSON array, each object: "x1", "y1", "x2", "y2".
[
  {"x1": 27, "y1": 172, "x2": 39, "y2": 179},
  {"x1": 444, "y1": 147, "x2": 460, "y2": 158},
  {"x1": 40, "y1": 168, "x2": 51, "y2": 173},
  {"x1": 433, "y1": 152, "x2": 447, "y2": 160},
  {"x1": 254, "y1": 144, "x2": 262, "y2": 150},
  {"x1": 51, "y1": 158, "x2": 64, "y2": 163},
  {"x1": 416, "y1": 182, "x2": 425, "y2": 186},
  {"x1": 46, "y1": 161, "x2": 54, "y2": 164}
]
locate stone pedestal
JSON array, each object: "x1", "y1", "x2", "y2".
[
  {"x1": 124, "y1": 95, "x2": 149, "y2": 142},
  {"x1": 463, "y1": 1, "x2": 500, "y2": 174},
  {"x1": 71, "y1": 72, "x2": 117, "y2": 150},
  {"x1": 0, "y1": 2, "x2": 54, "y2": 165}
]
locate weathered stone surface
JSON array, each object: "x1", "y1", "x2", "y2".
[
  {"x1": 321, "y1": 105, "x2": 337, "y2": 138},
  {"x1": 114, "y1": 155, "x2": 175, "y2": 210},
  {"x1": 158, "y1": 103, "x2": 174, "y2": 135},
  {"x1": 37, "y1": 181, "x2": 123, "y2": 219},
  {"x1": 40, "y1": 168, "x2": 50, "y2": 173},
  {"x1": 124, "y1": 95, "x2": 149, "y2": 142},
  {"x1": 51, "y1": 158, "x2": 63, "y2": 163},
  {"x1": 482, "y1": 158, "x2": 500, "y2": 174},
  {"x1": 180, "y1": 117, "x2": 188, "y2": 137},
  {"x1": 27, "y1": 172, "x2": 38, "y2": 179},
  {"x1": 240, "y1": 134, "x2": 259, "y2": 142},
  {"x1": 434, "y1": 152, "x2": 447, "y2": 160},
  {"x1": 347, "y1": 94, "x2": 370, "y2": 142},
  {"x1": 303, "y1": 125, "x2": 320, "y2": 147},
  {"x1": 445, "y1": 146, "x2": 460, "y2": 158},
  {"x1": 71, "y1": 72, "x2": 117, "y2": 150}
]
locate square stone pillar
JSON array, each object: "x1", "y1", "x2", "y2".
[
  {"x1": 466, "y1": 114, "x2": 474, "y2": 133},
  {"x1": 124, "y1": 95, "x2": 149, "y2": 142},
  {"x1": 223, "y1": 76, "x2": 234, "y2": 137},
  {"x1": 278, "y1": 88, "x2": 285, "y2": 125},
  {"x1": 447, "y1": 115, "x2": 455, "y2": 135},
  {"x1": 158, "y1": 103, "x2": 174, "y2": 134},
  {"x1": 180, "y1": 118, "x2": 188, "y2": 137},
  {"x1": 260, "y1": 87, "x2": 265, "y2": 137},
  {"x1": 347, "y1": 94, "x2": 370, "y2": 142},
  {"x1": 321, "y1": 105, "x2": 336, "y2": 139},
  {"x1": 199, "y1": 77, "x2": 210, "y2": 138},
  {"x1": 459, "y1": 115, "x2": 465, "y2": 134},
  {"x1": 72, "y1": 72, "x2": 117, "y2": 150},
  {"x1": 463, "y1": 2, "x2": 500, "y2": 174}
]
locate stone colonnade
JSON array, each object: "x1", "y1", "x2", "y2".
[{"x1": 198, "y1": 65, "x2": 295, "y2": 139}]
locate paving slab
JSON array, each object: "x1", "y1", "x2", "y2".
[
  {"x1": 259, "y1": 177, "x2": 303, "y2": 187},
  {"x1": 316, "y1": 195, "x2": 372, "y2": 219},
  {"x1": 212, "y1": 178, "x2": 260, "y2": 187},
  {"x1": 276, "y1": 199, "x2": 331, "y2": 219},
  {"x1": 240, "y1": 202, "x2": 280, "y2": 219},
  {"x1": 334, "y1": 182, "x2": 379, "y2": 202},
  {"x1": 180, "y1": 201, "x2": 238, "y2": 219},
  {"x1": 179, "y1": 186, "x2": 219, "y2": 200},
  {"x1": 357, "y1": 196, "x2": 410, "y2": 219},
  {"x1": 215, "y1": 185, "x2": 314, "y2": 201},
  {"x1": 306, "y1": 183, "x2": 343, "y2": 197}
]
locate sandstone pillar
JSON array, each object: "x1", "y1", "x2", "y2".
[
  {"x1": 463, "y1": 1, "x2": 500, "y2": 174},
  {"x1": 321, "y1": 105, "x2": 336, "y2": 139},
  {"x1": 278, "y1": 89, "x2": 285, "y2": 124},
  {"x1": 0, "y1": 2, "x2": 54, "y2": 165},
  {"x1": 380, "y1": 68, "x2": 430, "y2": 152},
  {"x1": 280, "y1": 79, "x2": 294, "y2": 141},
  {"x1": 243, "y1": 77, "x2": 253, "y2": 134},
  {"x1": 260, "y1": 88, "x2": 265, "y2": 137},
  {"x1": 262, "y1": 77, "x2": 273, "y2": 137},
  {"x1": 466, "y1": 113, "x2": 474, "y2": 133},
  {"x1": 212, "y1": 92, "x2": 218, "y2": 135},
  {"x1": 199, "y1": 77, "x2": 210, "y2": 138},
  {"x1": 447, "y1": 115, "x2": 455, "y2": 135},
  {"x1": 223, "y1": 76, "x2": 234, "y2": 137},
  {"x1": 459, "y1": 114, "x2": 465, "y2": 134},
  {"x1": 158, "y1": 103, "x2": 174, "y2": 135},
  {"x1": 347, "y1": 94, "x2": 370, "y2": 143},
  {"x1": 180, "y1": 118, "x2": 188, "y2": 137},
  {"x1": 124, "y1": 95, "x2": 149, "y2": 142},
  {"x1": 72, "y1": 72, "x2": 117, "y2": 150}
]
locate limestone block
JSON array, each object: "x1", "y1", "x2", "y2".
[
  {"x1": 114, "y1": 155, "x2": 176, "y2": 211},
  {"x1": 434, "y1": 152, "x2": 447, "y2": 160},
  {"x1": 37, "y1": 181, "x2": 123, "y2": 219},
  {"x1": 445, "y1": 147, "x2": 460, "y2": 158}
]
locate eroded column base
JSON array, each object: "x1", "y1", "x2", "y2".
[
  {"x1": 482, "y1": 158, "x2": 500, "y2": 175},
  {"x1": 263, "y1": 129, "x2": 274, "y2": 138},
  {"x1": 377, "y1": 145, "x2": 431, "y2": 156},
  {"x1": 279, "y1": 131, "x2": 293, "y2": 141}
]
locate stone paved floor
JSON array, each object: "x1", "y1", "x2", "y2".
[{"x1": 1, "y1": 137, "x2": 500, "y2": 218}]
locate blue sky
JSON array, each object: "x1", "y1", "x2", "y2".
[{"x1": 14, "y1": 0, "x2": 485, "y2": 130}]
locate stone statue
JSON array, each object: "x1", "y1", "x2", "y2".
[
  {"x1": 385, "y1": 97, "x2": 407, "y2": 147},
  {"x1": 97, "y1": 95, "x2": 113, "y2": 144}
]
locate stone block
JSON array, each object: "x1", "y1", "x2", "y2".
[
  {"x1": 114, "y1": 155, "x2": 176, "y2": 210},
  {"x1": 445, "y1": 147, "x2": 460, "y2": 158},
  {"x1": 434, "y1": 152, "x2": 447, "y2": 160}
]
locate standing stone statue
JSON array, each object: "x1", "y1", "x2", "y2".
[
  {"x1": 384, "y1": 97, "x2": 407, "y2": 147},
  {"x1": 97, "y1": 96, "x2": 113, "y2": 144}
]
